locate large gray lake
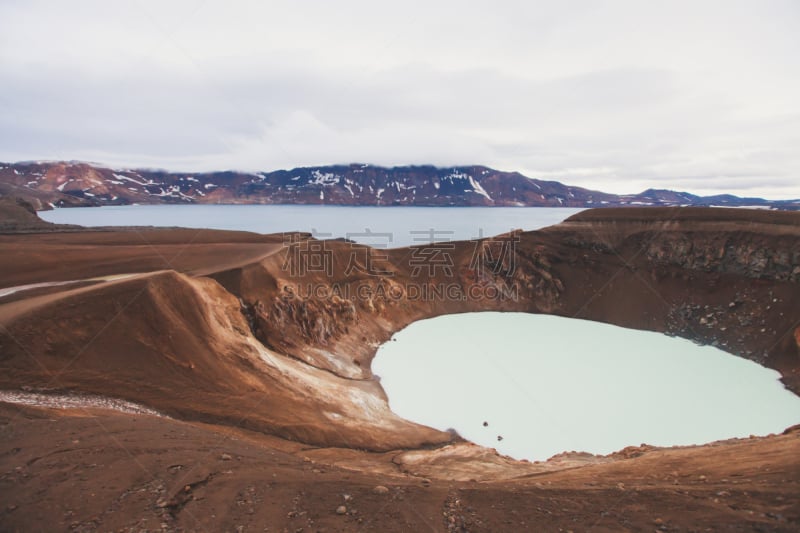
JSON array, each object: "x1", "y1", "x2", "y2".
[
  {"x1": 40, "y1": 205, "x2": 800, "y2": 458},
  {"x1": 40, "y1": 205, "x2": 584, "y2": 247}
]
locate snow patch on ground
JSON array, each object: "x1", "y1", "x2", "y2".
[
  {"x1": 0, "y1": 390, "x2": 166, "y2": 417},
  {"x1": 0, "y1": 273, "x2": 140, "y2": 300},
  {"x1": 0, "y1": 280, "x2": 83, "y2": 299}
]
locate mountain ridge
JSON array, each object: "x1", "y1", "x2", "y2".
[{"x1": 1, "y1": 160, "x2": 797, "y2": 210}]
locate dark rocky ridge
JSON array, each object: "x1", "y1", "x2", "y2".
[{"x1": 2, "y1": 160, "x2": 797, "y2": 210}]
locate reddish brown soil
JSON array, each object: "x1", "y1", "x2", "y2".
[
  {"x1": 1, "y1": 403, "x2": 798, "y2": 532},
  {"x1": 0, "y1": 227, "x2": 291, "y2": 287},
  {"x1": 0, "y1": 205, "x2": 798, "y2": 531}
]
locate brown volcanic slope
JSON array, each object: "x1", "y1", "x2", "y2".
[{"x1": 0, "y1": 206, "x2": 799, "y2": 531}]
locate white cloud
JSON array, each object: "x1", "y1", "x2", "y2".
[{"x1": 1, "y1": 0, "x2": 798, "y2": 198}]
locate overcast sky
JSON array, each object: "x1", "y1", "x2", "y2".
[{"x1": 1, "y1": 1, "x2": 798, "y2": 198}]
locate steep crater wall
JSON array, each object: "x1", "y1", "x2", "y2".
[{"x1": 213, "y1": 207, "x2": 800, "y2": 395}]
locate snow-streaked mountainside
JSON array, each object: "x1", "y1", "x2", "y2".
[{"x1": 0, "y1": 161, "x2": 797, "y2": 210}]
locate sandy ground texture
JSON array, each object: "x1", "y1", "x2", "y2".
[{"x1": 1, "y1": 401, "x2": 798, "y2": 532}]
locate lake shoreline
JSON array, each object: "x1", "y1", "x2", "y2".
[{"x1": 375, "y1": 312, "x2": 800, "y2": 461}]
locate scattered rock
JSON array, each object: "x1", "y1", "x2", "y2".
[
  {"x1": 336, "y1": 505, "x2": 347, "y2": 515},
  {"x1": 220, "y1": 453, "x2": 232, "y2": 461},
  {"x1": 372, "y1": 485, "x2": 389, "y2": 495}
]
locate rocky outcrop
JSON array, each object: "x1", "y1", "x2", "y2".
[{"x1": 644, "y1": 235, "x2": 799, "y2": 282}]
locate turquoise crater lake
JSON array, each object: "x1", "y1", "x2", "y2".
[{"x1": 373, "y1": 312, "x2": 800, "y2": 461}]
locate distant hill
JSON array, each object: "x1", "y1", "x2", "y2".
[{"x1": 0, "y1": 161, "x2": 797, "y2": 210}]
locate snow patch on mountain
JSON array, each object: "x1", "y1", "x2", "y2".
[
  {"x1": 467, "y1": 175, "x2": 492, "y2": 202},
  {"x1": 113, "y1": 173, "x2": 151, "y2": 187},
  {"x1": 311, "y1": 170, "x2": 340, "y2": 186}
]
